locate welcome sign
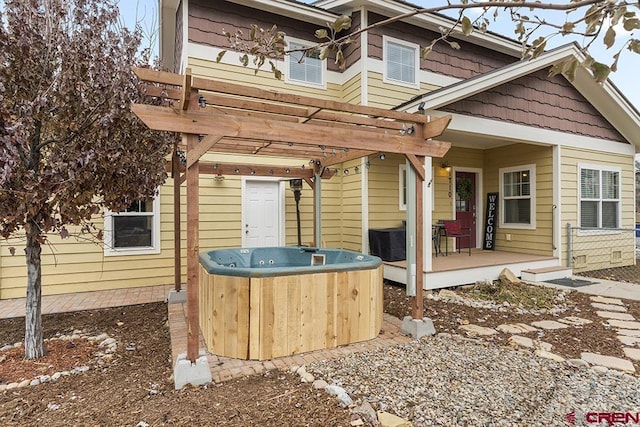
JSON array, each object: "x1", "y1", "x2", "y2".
[{"x1": 483, "y1": 192, "x2": 498, "y2": 250}]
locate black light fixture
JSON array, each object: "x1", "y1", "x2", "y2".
[
  {"x1": 198, "y1": 134, "x2": 204, "y2": 141},
  {"x1": 289, "y1": 179, "x2": 303, "y2": 246},
  {"x1": 417, "y1": 101, "x2": 425, "y2": 111}
]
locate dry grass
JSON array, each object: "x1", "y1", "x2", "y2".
[{"x1": 461, "y1": 280, "x2": 561, "y2": 309}]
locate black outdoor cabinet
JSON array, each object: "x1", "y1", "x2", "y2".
[{"x1": 368, "y1": 228, "x2": 406, "y2": 261}]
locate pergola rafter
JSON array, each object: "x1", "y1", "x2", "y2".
[{"x1": 132, "y1": 67, "x2": 452, "y2": 362}]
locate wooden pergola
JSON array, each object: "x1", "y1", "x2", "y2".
[{"x1": 132, "y1": 67, "x2": 452, "y2": 362}]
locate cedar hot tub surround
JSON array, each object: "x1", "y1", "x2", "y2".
[{"x1": 198, "y1": 247, "x2": 384, "y2": 360}]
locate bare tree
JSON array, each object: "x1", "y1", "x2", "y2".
[
  {"x1": 0, "y1": 0, "x2": 173, "y2": 359},
  {"x1": 221, "y1": 0, "x2": 639, "y2": 82}
]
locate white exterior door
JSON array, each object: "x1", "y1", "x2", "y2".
[{"x1": 243, "y1": 180, "x2": 281, "y2": 247}]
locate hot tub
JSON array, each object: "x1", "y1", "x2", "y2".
[{"x1": 198, "y1": 247, "x2": 383, "y2": 360}]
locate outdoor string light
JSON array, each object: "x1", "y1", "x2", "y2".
[{"x1": 198, "y1": 95, "x2": 206, "y2": 108}]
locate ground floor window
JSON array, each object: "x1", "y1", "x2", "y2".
[
  {"x1": 579, "y1": 165, "x2": 620, "y2": 229},
  {"x1": 499, "y1": 164, "x2": 536, "y2": 229},
  {"x1": 104, "y1": 194, "x2": 160, "y2": 255}
]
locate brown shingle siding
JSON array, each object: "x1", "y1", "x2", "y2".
[
  {"x1": 367, "y1": 12, "x2": 514, "y2": 80},
  {"x1": 441, "y1": 68, "x2": 626, "y2": 142},
  {"x1": 174, "y1": 0, "x2": 183, "y2": 73},
  {"x1": 189, "y1": 0, "x2": 349, "y2": 72}
]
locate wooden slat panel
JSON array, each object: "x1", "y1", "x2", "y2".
[
  {"x1": 286, "y1": 276, "x2": 301, "y2": 355},
  {"x1": 249, "y1": 278, "x2": 261, "y2": 360},
  {"x1": 259, "y1": 277, "x2": 275, "y2": 360}
]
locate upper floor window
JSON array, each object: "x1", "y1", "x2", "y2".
[
  {"x1": 286, "y1": 38, "x2": 325, "y2": 88},
  {"x1": 579, "y1": 165, "x2": 620, "y2": 229},
  {"x1": 104, "y1": 194, "x2": 161, "y2": 256},
  {"x1": 499, "y1": 164, "x2": 536, "y2": 229},
  {"x1": 383, "y1": 36, "x2": 419, "y2": 88}
]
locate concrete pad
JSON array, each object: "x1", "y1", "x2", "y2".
[
  {"x1": 530, "y1": 320, "x2": 569, "y2": 330},
  {"x1": 623, "y1": 348, "x2": 640, "y2": 361},
  {"x1": 174, "y1": 351, "x2": 212, "y2": 390},
  {"x1": 618, "y1": 329, "x2": 640, "y2": 338},
  {"x1": 401, "y1": 316, "x2": 436, "y2": 339},
  {"x1": 168, "y1": 290, "x2": 187, "y2": 304},
  {"x1": 558, "y1": 316, "x2": 593, "y2": 326},
  {"x1": 617, "y1": 335, "x2": 640, "y2": 346},
  {"x1": 596, "y1": 311, "x2": 635, "y2": 321},
  {"x1": 535, "y1": 349, "x2": 565, "y2": 362},
  {"x1": 496, "y1": 323, "x2": 538, "y2": 334},
  {"x1": 590, "y1": 296, "x2": 625, "y2": 305},
  {"x1": 581, "y1": 352, "x2": 636, "y2": 373},
  {"x1": 459, "y1": 324, "x2": 498, "y2": 337},
  {"x1": 590, "y1": 303, "x2": 628, "y2": 312},
  {"x1": 508, "y1": 335, "x2": 552, "y2": 351},
  {"x1": 606, "y1": 319, "x2": 640, "y2": 330}
]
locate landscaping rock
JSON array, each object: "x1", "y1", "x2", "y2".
[
  {"x1": 623, "y1": 348, "x2": 640, "y2": 361},
  {"x1": 566, "y1": 359, "x2": 589, "y2": 368},
  {"x1": 616, "y1": 335, "x2": 640, "y2": 346},
  {"x1": 590, "y1": 296, "x2": 624, "y2": 305},
  {"x1": 499, "y1": 268, "x2": 521, "y2": 286},
  {"x1": 606, "y1": 320, "x2": 640, "y2": 330},
  {"x1": 530, "y1": 320, "x2": 569, "y2": 330},
  {"x1": 581, "y1": 352, "x2": 636, "y2": 373},
  {"x1": 617, "y1": 329, "x2": 640, "y2": 338},
  {"x1": 377, "y1": 411, "x2": 412, "y2": 427},
  {"x1": 496, "y1": 323, "x2": 537, "y2": 334},
  {"x1": 595, "y1": 311, "x2": 635, "y2": 321},
  {"x1": 351, "y1": 401, "x2": 378, "y2": 425},
  {"x1": 557, "y1": 316, "x2": 593, "y2": 326},
  {"x1": 534, "y1": 349, "x2": 565, "y2": 362},
  {"x1": 459, "y1": 324, "x2": 497, "y2": 337},
  {"x1": 312, "y1": 379, "x2": 328, "y2": 389},
  {"x1": 590, "y1": 303, "x2": 628, "y2": 312},
  {"x1": 508, "y1": 335, "x2": 552, "y2": 351},
  {"x1": 18, "y1": 379, "x2": 30, "y2": 388}
]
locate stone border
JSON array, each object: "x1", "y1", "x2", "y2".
[{"x1": 0, "y1": 331, "x2": 116, "y2": 391}]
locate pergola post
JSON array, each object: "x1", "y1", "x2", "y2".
[
  {"x1": 313, "y1": 171, "x2": 322, "y2": 247},
  {"x1": 172, "y1": 146, "x2": 182, "y2": 292},
  {"x1": 413, "y1": 156, "x2": 425, "y2": 319}
]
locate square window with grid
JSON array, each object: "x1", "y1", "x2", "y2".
[
  {"x1": 580, "y1": 167, "x2": 620, "y2": 228},
  {"x1": 288, "y1": 41, "x2": 323, "y2": 85},
  {"x1": 385, "y1": 40, "x2": 417, "y2": 85}
]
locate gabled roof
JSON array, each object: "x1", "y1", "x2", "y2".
[{"x1": 394, "y1": 43, "x2": 640, "y2": 150}]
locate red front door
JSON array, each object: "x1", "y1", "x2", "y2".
[{"x1": 455, "y1": 172, "x2": 476, "y2": 249}]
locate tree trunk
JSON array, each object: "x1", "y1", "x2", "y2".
[{"x1": 24, "y1": 224, "x2": 45, "y2": 359}]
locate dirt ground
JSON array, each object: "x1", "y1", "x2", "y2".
[{"x1": 1, "y1": 265, "x2": 639, "y2": 426}]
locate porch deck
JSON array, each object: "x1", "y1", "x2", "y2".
[{"x1": 382, "y1": 249, "x2": 559, "y2": 289}]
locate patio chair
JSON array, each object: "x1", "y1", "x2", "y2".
[{"x1": 442, "y1": 220, "x2": 471, "y2": 256}]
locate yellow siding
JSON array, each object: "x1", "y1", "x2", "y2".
[
  {"x1": 367, "y1": 71, "x2": 437, "y2": 109},
  {"x1": 560, "y1": 146, "x2": 635, "y2": 271},
  {"x1": 482, "y1": 144, "x2": 553, "y2": 256},
  {"x1": 341, "y1": 74, "x2": 362, "y2": 104},
  {"x1": 368, "y1": 153, "x2": 406, "y2": 229},
  {"x1": 341, "y1": 159, "x2": 363, "y2": 251}
]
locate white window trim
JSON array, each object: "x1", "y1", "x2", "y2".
[
  {"x1": 577, "y1": 163, "x2": 622, "y2": 236},
  {"x1": 499, "y1": 164, "x2": 536, "y2": 230},
  {"x1": 103, "y1": 194, "x2": 161, "y2": 256},
  {"x1": 399, "y1": 164, "x2": 407, "y2": 211},
  {"x1": 382, "y1": 35, "x2": 420, "y2": 89},
  {"x1": 284, "y1": 36, "x2": 327, "y2": 89}
]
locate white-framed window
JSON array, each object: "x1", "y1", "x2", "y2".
[
  {"x1": 383, "y1": 36, "x2": 419, "y2": 88},
  {"x1": 499, "y1": 164, "x2": 536, "y2": 229},
  {"x1": 579, "y1": 164, "x2": 621, "y2": 229},
  {"x1": 104, "y1": 194, "x2": 161, "y2": 256},
  {"x1": 285, "y1": 37, "x2": 326, "y2": 88},
  {"x1": 399, "y1": 164, "x2": 407, "y2": 210}
]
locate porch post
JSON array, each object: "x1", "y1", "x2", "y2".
[{"x1": 405, "y1": 160, "x2": 417, "y2": 297}]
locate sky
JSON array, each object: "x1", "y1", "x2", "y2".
[{"x1": 117, "y1": 0, "x2": 638, "y2": 109}]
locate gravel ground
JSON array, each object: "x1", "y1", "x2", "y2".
[{"x1": 309, "y1": 334, "x2": 640, "y2": 426}]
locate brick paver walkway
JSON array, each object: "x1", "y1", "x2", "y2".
[
  {"x1": 168, "y1": 301, "x2": 412, "y2": 383},
  {"x1": 0, "y1": 284, "x2": 173, "y2": 319}
]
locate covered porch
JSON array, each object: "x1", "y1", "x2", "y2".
[{"x1": 383, "y1": 250, "x2": 559, "y2": 288}]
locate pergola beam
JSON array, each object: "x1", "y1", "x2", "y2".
[{"x1": 131, "y1": 104, "x2": 451, "y2": 158}]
